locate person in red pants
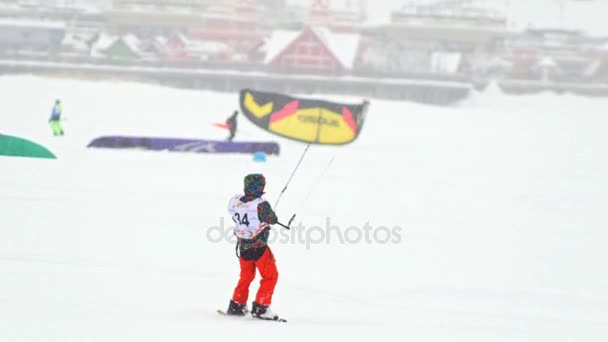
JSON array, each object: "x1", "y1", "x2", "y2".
[{"x1": 226, "y1": 174, "x2": 279, "y2": 319}]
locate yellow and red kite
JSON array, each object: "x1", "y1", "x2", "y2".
[{"x1": 239, "y1": 89, "x2": 369, "y2": 145}]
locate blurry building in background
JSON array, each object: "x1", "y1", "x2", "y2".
[
  {"x1": 189, "y1": 1, "x2": 265, "y2": 59},
  {"x1": 280, "y1": 0, "x2": 365, "y2": 33},
  {"x1": 0, "y1": 19, "x2": 65, "y2": 55},
  {"x1": 482, "y1": 28, "x2": 599, "y2": 82},
  {"x1": 0, "y1": 0, "x2": 108, "y2": 35},
  {"x1": 1, "y1": 0, "x2": 112, "y2": 11},
  {"x1": 106, "y1": 0, "x2": 207, "y2": 35},
  {"x1": 582, "y1": 37, "x2": 608, "y2": 83},
  {"x1": 105, "y1": 0, "x2": 266, "y2": 61},
  {"x1": 359, "y1": 0, "x2": 507, "y2": 76},
  {"x1": 0, "y1": 0, "x2": 607, "y2": 91}
]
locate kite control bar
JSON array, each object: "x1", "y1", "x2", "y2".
[{"x1": 277, "y1": 214, "x2": 296, "y2": 230}]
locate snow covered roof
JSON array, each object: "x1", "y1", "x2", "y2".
[
  {"x1": 487, "y1": 56, "x2": 513, "y2": 69},
  {"x1": 153, "y1": 36, "x2": 168, "y2": 47},
  {"x1": 175, "y1": 32, "x2": 192, "y2": 45},
  {"x1": 262, "y1": 27, "x2": 361, "y2": 69},
  {"x1": 169, "y1": 33, "x2": 231, "y2": 54},
  {"x1": 90, "y1": 33, "x2": 143, "y2": 57},
  {"x1": 262, "y1": 30, "x2": 301, "y2": 64},
  {"x1": 150, "y1": 35, "x2": 165, "y2": 44},
  {"x1": 91, "y1": 33, "x2": 117, "y2": 54},
  {"x1": 537, "y1": 56, "x2": 558, "y2": 68},
  {"x1": 122, "y1": 34, "x2": 142, "y2": 54},
  {"x1": 61, "y1": 33, "x2": 92, "y2": 52},
  {"x1": 311, "y1": 27, "x2": 361, "y2": 69}
]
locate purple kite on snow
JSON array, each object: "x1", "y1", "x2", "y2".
[{"x1": 87, "y1": 136, "x2": 280, "y2": 155}]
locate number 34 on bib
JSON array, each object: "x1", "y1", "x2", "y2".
[{"x1": 228, "y1": 195, "x2": 268, "y2": 239}]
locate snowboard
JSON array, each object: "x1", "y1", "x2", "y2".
[{"x1": 216, "y1": 309, "x2": 287, "y2": 323}]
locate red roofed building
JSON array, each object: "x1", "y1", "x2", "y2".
[{"x1": 263, "y1": 26, "x2": 361, "y2": 74}]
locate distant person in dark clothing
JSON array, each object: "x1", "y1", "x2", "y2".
[{"x1": 226, "y1": 110, "x2": 238, "y2": 142}]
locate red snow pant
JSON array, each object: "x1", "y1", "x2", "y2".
[{"x1": 232, "y1": 248, "x2": 278, "y2": 306}]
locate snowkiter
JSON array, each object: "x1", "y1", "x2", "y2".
[
  {"x1": 49, "y1": 99, "x2": 64, "y2": 136},
  {"x1": 226, "y1": 110, "x2": 238, "y2": 142},
  {"x1": 226, "y1": 174, "x2": 279, "y2": 320}
]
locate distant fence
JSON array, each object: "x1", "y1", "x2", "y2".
[
  {"x1": 486, "y1": 79, "x2": 608, "y2": 97},
  {"x1": 0, "y1": 59, "x2": 471, "y2": 105},
  {"x1": 2, "y1": 59, "x2": 607, "y2": 105}
]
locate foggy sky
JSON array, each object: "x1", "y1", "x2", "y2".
[
  {"x1": 21, "y1": 0, "x2": 608, "y2": 35},
  {"x1": 298, "y1": 0, "x2": 608, "y2": 35}
]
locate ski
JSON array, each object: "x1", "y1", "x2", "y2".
[
  {"x1": 216, "y1": 309, "x2": 287, "y2": 323},
  {"x1": 216, "y1": 309, "x2": 233, "y2": 317},
  {"x1": 255, "y1": 315, "x2": 287, "y2": 323}
]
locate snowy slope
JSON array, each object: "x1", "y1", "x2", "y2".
[{"x1": 1, "y1": 75, "x2": 608, "y2": 341}]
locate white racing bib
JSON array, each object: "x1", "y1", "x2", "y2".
[{"x1": 227, "y1": 195, "x2": 268, "y2": 239}]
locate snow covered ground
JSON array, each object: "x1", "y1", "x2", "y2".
[{"x1": 1, "y1": 75, "x2": 608, "y2": 341}]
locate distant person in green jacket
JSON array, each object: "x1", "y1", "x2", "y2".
[{"x1": 49, "y1": 99, "x2": 64, "y2": 136}]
